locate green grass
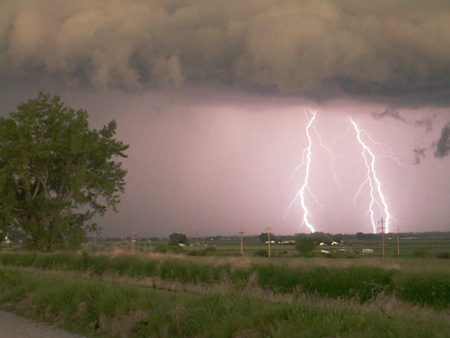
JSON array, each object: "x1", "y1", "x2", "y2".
[
  {"x1": 0, "y1": 266, "x2": 449, "y2": 337},
  {"x1": 253, "y1": 264, "x2": 394, "y2": 302},
  {"x1": 1, "y1": 251, "x2": 450, "y2": 310},
  {"x1": 393, "y1": 270, "x2": 450, "y2": 309}
]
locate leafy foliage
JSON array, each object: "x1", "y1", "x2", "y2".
[
  {"x1": 168, "y1": 233, "x2": 189, "y2": 246},
  {"x1": 0, "y1": 92, "x2": 128, "y2": 251},
  {"x1": 258, "y1": 232, "x2": 277, "y2": 243},
  {"x1": 295, "y1": 237, "x2": 316, "y2": 254}
]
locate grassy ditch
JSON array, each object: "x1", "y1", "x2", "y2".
[
  {"x1": 0, "y1": 251, "x2": 449, "y2": 309},
  {"x1": 0, "y1": 266, "x2": 449, "y2": 337}
]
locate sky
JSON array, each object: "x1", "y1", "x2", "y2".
[{"x1": 1, "y1": 0, "x2": 450, "y2": 237}]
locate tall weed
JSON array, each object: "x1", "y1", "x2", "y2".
[{"x1": 394, "y1": 271, "x2": 450, "y2": 309}]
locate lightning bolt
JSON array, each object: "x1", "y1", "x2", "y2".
[
  {"x1": 351, "y1": 120, "x2": 391, "y2": 234},
  {"x1": 284, "y1": 111, "x2": 317, "y2": 233}
]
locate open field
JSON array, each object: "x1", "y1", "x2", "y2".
[
  {"x1": 83, "y1": 235, "x2": 450, "y2": 259},
  {"x1": 0, "y1": 241, "x2": 449, "y2": 337}
]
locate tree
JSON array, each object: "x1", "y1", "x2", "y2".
[
  {"x1": 168, "y1": 233, "x2": 189, "y2": 246},
  {"x1": 295, "y1": 237, "x2": 316, "y2": 254},
  {"x1": 310, "y1": 232, "x2": 333, "y2": 244},
  {"x1": 0, "y1": 92, "x2": 128, "y2": 251},
  {"x1": 258, "y1": 232, "x2": 277, "y2": 243}
]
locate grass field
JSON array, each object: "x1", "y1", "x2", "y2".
[{"x1": 0, "y1": 236, "x2": 449, "y2": 337}]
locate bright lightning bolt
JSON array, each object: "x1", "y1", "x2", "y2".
[
  {"x1": 351, "y1": 120, "x2": 391, "y2": 234},
  {"x1": 284, "y1": 111, "x2": 317, "y2": 233}
]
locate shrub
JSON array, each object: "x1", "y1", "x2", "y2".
[
  {"x1": 295, "y1": 237, "x2": 316, "y2": 254},
  {"x1": 168, "y1": 233, "x2": 189, "y2": 246}
]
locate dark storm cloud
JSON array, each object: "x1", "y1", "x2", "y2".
[
  {"x1": 371, "y1": 109, "x2": 436, "y2": 134},
  {"x1": 1, "y1": 0, "x2": 450, "y2": 104},
  {"x1": 434, "y1": 122, "x2": 450, "y2": 158},
  {"x1": 372, "y1": 108, "x2": 406, "y2": 122}
]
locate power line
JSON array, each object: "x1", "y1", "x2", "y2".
[
  {"x1": 265, "y1": 226, "x2": 272, "y2": 258},
  {"x1": 239, "y1": 228, "x2": 245, "y2": 256}
]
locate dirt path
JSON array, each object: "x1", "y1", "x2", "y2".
[{"x1": 0, "y1": 311, "x2": 85, "y2": 338}]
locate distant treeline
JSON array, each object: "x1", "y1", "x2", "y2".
[{"x1": 93, "y1": 231, "x2": 450, "y2": 243}]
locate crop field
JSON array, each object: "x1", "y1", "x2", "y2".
[{"x1": 0, "y1": 237, "x2": 449, "y2": 337}]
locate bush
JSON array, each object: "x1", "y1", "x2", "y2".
[
  {"x1": 295, "y1": 237, "x2": 316, "y2": 254},
  {"x1": 168, "y1": 233, "x2": 189, "y2": 246}
]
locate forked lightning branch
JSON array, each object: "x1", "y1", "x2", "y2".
[{"x1": 286, "y1": 111, "x2": 394, "y2": 234}]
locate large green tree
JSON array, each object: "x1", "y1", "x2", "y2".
[
  {"x1": 0, "y1": 92, "x2": 128, "y2": 251},
  {"x1": 168, "y1": 233, "x2": 189, "y2": 246}
]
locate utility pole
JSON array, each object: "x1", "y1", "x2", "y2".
[
  {"x1": 239, "y1": 228, "x2": 245, "y2": 256},
  {"x1": 196, "y1": 231, "x2": 199, "y2": 256},
  {"x1": 378, "y1": 218, "x2": 385, "y2": 259},
  {"x1": 131, "y1": 232, "x2": 136, "y2": 254},
  {"x1": 397, "y1": 226, "x2": 400, "y2": 255},
  {"x1": 265, "y1": 226, "x2": 272, "y2": 258}
]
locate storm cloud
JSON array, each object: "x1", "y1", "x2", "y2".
[
  {"x1": 1, "y1": 0, "x2": 450, "y2": 103},
  {"x1": 435, "y1": 122, "x2": 450, "y2": 158},
  {"x1": 373, "y1": 109, "x2": 406, "y2": 122}
]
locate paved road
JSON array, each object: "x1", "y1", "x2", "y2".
[{"x1": 0, "y1": 311, "x2": 85, "y2": 338}]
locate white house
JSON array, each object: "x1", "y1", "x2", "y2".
[{"x1": 362, "y1": 248, "x2": 374, "y2": 255}]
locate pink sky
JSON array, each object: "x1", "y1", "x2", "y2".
[
  {"x1": 1, "y1": 1, "x2": 450, "y2": 237},
  {"x1": 49, "y1": 88, "x2": 450, "y2": 237}
]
